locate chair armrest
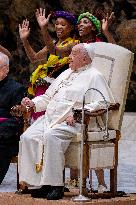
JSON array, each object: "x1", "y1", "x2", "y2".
[
  {"x1": 88, "y1": 103, "x2": 120, "y2": 117},
  {"x1": 73, "y1": 103, "x2": 120, "y2": 124},
  {"x1": 10, "y1": 105, "x2": 33, "y2": 130}
]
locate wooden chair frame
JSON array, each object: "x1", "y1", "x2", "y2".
[{"x1": 11, "y1": 102, "x2": 119, "y2": 197}]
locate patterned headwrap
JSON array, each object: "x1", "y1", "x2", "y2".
[
  {"x1": 77, "y1": 12, "x2": 101, "y2": 34},
  {"x1": 54, "y1": 11, "x2": 77, "y2": 26}
]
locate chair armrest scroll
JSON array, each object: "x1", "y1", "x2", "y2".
[
  {"x1": 73, "y1": 103, "x2": 120, "y2": 124},
  {"x1": 10, "y1": 105, "x2": 33, "y2": 130}
]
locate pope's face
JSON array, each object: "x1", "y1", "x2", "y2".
[
  {"x1": 0, "y1": 60, "x2": 9, "y2": 81},
  {"x1": 69, "y1": 44, "x2": 87, "y2": 70}
]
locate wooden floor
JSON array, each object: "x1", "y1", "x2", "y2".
[{"x1": 0, "y1": 192, "x2": 136, "y2": 205}]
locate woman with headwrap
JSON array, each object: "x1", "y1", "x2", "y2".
[
  {"x1": 77, "y1": 12, "x2": 115, "y2": 44},
  {"x1": 19, "y1": 9, "x2": 79, "y2": 120}
]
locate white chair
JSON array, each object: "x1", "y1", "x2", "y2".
[{"x1": 65, "y1": 42, "x2": 134, "y2": 197}]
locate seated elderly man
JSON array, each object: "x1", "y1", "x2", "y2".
[
  {"x1": 19, "y1": 43, "x2": 115, "y2": 200},
  {"x1": 0, "y1": 52, "x2": 25, "y2": 184}
]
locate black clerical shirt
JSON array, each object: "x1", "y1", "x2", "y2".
[{"x1": 0, "y1": 76, "x2": 25, "y2": 118}]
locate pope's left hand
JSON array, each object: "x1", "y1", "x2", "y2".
[{"x1": 66, "y1": 115, "x2": 76, "y2": 126}]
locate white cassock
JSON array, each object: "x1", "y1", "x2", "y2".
[{"x1": 18, "y1": 64, "x2": 115, "y2": 186}]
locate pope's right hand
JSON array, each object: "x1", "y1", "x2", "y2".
[{"x1": 21, "y1": 97, "x2": 34, "y2": 108}]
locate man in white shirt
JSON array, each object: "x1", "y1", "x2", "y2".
[{"x1": 19, "y1": 43, "x2": 115, "y2": 200}]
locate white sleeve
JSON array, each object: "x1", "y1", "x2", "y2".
[{"x1": 32, "y1": 93, "x2": 50, "y2": 112}]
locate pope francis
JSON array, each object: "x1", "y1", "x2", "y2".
[{"x1": 19, "y1": 43, "x2": 115, "y2": 200}]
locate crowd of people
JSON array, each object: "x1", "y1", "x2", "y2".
[{"x1": 0, "y1": 8, "x2": 116, "y2": 200}]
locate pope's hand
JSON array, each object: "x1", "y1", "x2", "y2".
[
  {"x1": 21, "y1": 97, "x2": 34, "y2": 108},
  {"x1": 66, "y1": 115, "x2": 75, "y2": 126}
]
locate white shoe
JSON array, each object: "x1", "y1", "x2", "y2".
[{"x1": 98, "y1": 185, "x2": 108, "y2": 193}]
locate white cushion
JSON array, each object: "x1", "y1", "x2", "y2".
[
  {"x1": 75, "y1": 130, "x2": 116, "y2": 142},
  {"x1": 87, "y1": 129, "x2": 116, "y2": 141}
]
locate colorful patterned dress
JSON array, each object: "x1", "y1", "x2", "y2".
[{"x1": 28, "y1": 37, "x2": 79, "y2": 120}]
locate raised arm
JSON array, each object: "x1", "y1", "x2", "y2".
[
  {"x1": 36, "y1": 8, "x2": 55, "y2": 53},
  {"x1": 19, "y1": 19, "x2": 48, "y2": 63},
  {"x1": 0, "y1": 45, "x2": 11, "y2": 59},
  {"x1": 36, "y1": 8, "x2": 78, "y2": 57},
  {"x1": 101, "y1": 12, "x2": 116, "y2": 44}
]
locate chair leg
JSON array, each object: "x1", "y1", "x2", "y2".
[
  {"x1": 82, "y1": 144, "x2": 89, "y2": 195},
  {"x1": 63, "y1": 168, "x2": 65, "y2": 184},
  {"x1": 110, "y1": 166, "x2": 117, "y2": 196},
  {"x1": 110, "y1": 134, "x2": 118, "y2": 196},
  {"x1": 17, "y1": 163, "x2": 20, "y2": 190},
  {"x1": 89, "y1": 170, "x2": 93, "y2": 191}
]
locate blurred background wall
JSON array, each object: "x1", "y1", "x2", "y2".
[{"x1": 0, "y1": 0, "x2": 135, "y2": 110}]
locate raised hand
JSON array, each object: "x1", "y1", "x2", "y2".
[
  {"x1": 35, "y1": 8, "x2": 51, "y2": 29},
  {"x1": 19, "y1": 19, "x2": 30, "y2": 40},
  {"x1": 101, "y1": 12, "x2": 114, "y2": 34}
]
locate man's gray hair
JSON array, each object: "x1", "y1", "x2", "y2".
[{"x1": 0, "y1": 52, "x2": 9, "y2": 66}]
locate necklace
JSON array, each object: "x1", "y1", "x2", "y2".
[
  {"x1": 52, "y1": 64, "x2": 91, "y2": 97},
  {"x1": 57, "y1": 37, "x2": 73, "y2": 48}
]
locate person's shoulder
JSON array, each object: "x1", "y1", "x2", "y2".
[
  {"x1": 58, "y1": 68, "x2": 72, "y2": 78},
  {"x1": 8, "y1": 78, "x2": 25, "y2": 90},
  {"x1": 8, "y1": 78, "x2": 22, "y2": 86},
  {"x1": 89, "y1": 66, "x2": 104, "y2": 78}
]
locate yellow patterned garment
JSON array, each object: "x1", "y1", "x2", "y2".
[{"x1": 28, "y1": 37, "x2": 79, "y2": 95}]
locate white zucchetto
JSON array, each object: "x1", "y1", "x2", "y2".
[{"x1": 83, "y1": 43, "x2": 95, "y2": 60}]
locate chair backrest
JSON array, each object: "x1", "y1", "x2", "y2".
[{"x1": 92, "y1": 42, "x2": 134, "y2": 130}]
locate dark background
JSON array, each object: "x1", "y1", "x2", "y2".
[{"x1": 0, "y1": 0, "x2": 135, "y2": 111}]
